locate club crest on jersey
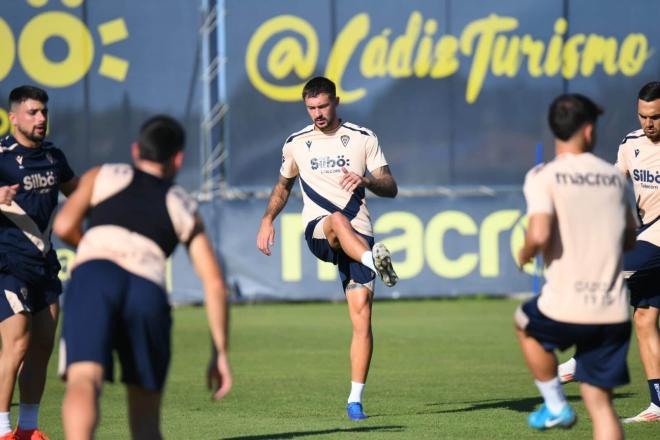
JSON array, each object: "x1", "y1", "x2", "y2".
[
  {"x1": 15, "y1": 155, "x2": 23, "y2": 169},
  {"x1": 341, "y1": 135, "x2": 350, "y2": 147},
  {"x1": 635, "y1": 149, "x2": 640, "y2": 157},
  {"x1": 46, "y1": 152, "x2": 54, "y2": 164},
  {"x1": 305, "y1": 140, "x2": 312, "y2": 149}
]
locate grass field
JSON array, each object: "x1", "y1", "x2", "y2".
[{"x1": 32, "y1": 298, "x2": 658, "y2": 439}]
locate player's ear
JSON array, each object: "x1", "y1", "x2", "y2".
[
  {"x1": 583, "y1": 123, "x2": 594, "y2": 146},
  {"x1": 174, "y1": 150, "x2": 184, "y2": 171},
  {"x1": 131, "y1": 142, "x2": 140, "y2": 162}
]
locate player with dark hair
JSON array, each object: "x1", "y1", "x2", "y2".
[
  {"x1": 0, "y1": 85, "x2": 78, "y2": 440},
  {"x1": 56, "y1": 115, "x2": 232, "y2": 439},
  {"x1": 257, "y1": 76, "x2": 398, "y2": 420},
  {"x1": 515, "y1": 94, "x2": 636, "y2": 439},
  {"x1": 557, "y1": 81, "x2": 660, "y2": 423}
]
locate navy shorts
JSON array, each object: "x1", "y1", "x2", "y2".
[
  {"x1": 61, "y1": 260, "x2": 172, "y2": 392},
  {"x1": 626, "y1": 268, "x2": 660, "y2": 309},
  {"x1": 0, "y1": 272, "x2": 61, "y2": 321},
  {"x1": 305, "y1": 216, "x2": 376, "y2": 292},
  {"x1": 516, "y1": 297, "x2": 631, "y2": 389}
]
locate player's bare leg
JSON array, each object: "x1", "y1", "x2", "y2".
[
  {"x1": 580, "y1": 383, "x2": 623, "y2": 440},
  {"x1": 16, "y1": 303, "x2": 58, "y2": 435},
  {"x1": 62, "y1": 362, "x2": 103, "y2": 440},
  {"x1": 127, "y1": 385, "x2": 162, "y2": 440},
  {"x1": 516, "y1": 325, "x2": 575, "y2": 430},
  {"x1": 624, "y1": 306, "x2": 660, "y2": 422},
  {"x1": 324, "y1": 212, "x2": 369, "y2": 261},
  {"x1": 0, "y1": 313, "x2": 30, "y2": 435},
  {"x1": 346, "y1": 285, "x2": 373, "y2": 420},
  {"x1": 633, "y1": 307, "x2": 660, "y2": 381}
]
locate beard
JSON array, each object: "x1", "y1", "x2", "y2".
[{"x1": 17, "y1": 125, "x2": 45, "y2": 143}]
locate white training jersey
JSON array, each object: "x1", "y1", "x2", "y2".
[
  {"x1": 280, "y1": 121, "x2": 388, "y2": 236},
  {"x1": 523, "y1": 152, "x2": 629, "y2": 324},
  {"x1": 616, "y1": 129, "x2": 660, "y2": 273}
]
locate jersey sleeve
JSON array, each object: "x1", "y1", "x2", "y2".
[
  {"x1": 523, "y1": 166, "x2": 554, "y2": 216},
  {"x1": 365, "y1": 134, "x2": 388, "y2": 173},
  {"x1": 614, "y1": 143, "x2": 629, "y2": 176},
  {"x1": 279, "y1": 141, "x2": 298, "y2": 178},
  {"x1": 166, "y1": 185, "x2": 199, "y2": 244}
]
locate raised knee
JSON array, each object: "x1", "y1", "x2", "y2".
[
  {"x1": 633, "y1": 309, "x2": 659, "y2": 331},
  {"x1": 328, "y1": 212, "x2": 349, "y2": 229}
]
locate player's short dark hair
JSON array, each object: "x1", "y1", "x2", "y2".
[
  {"x1": 137, "y1": 115, "x2": 185, "y2": 163},
  {"x1": 8, "y1": 85, "x2": 49, "y2": 108},
  {"x1": 548, "y1": 94, "x2": 603, "y2": 141},
  {"x1": 302, "y1": 76, "x2": 336, "y2": 100},
  {"x1": 638, "y1": 81, "x2": 660, "y2": 102}
]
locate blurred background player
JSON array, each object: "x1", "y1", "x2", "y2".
[
  {"x1": 515, "y1": 94, "x2": 636, "y2": 439},
  {"x1": 55, "y1": 115, "x2": 232, "y2": 439},
  {"x1": 0, "y1": 86, "x2": 78, "y2": 440},
  {"x1": 256, "y1": 76, "x2": 398, "y2": 420},
  {"x1": 557, "y1": 81, "x2": 660, "y2": 423}
]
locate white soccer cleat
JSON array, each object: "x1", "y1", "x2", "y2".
[
  {"x1": 558, "y1": 358, "x2": 577, "y2": 384},
  {"x1": 372, "y1": 242, "x2": 398, "y2": 287},
  {"x1": 623, "y1": 403, "x2": 660, "y2": 423}
]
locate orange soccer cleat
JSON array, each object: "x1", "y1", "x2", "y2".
[{"x1": 14, "y1": 429, "x2": 49, "y2": 440}]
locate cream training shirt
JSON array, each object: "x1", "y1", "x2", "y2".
[
  {"x1": 523, "y1": 152, "x2": 629, "y2": 324},
  {"x1": 280, "y1": 121, "x2": 388, "y2": 236}
]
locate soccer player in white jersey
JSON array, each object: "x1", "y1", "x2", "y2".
[
  {"x1": 256, "y1": 76, "x2": 398, "y2": 421},
  {"x1": 55, "y1": 116, "x2": 232, "y2": 439},
  {"x1": 515, "y1": 94, "x2": 636, "y2": 439},
  {"x1": 557, "y1": 81, "x2": 660, "y2": 423}
]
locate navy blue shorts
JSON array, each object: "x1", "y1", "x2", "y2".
[
  {"x1": 517, "y1": 297, "x2": 631, "y2": 389},
  {"x1": 0, "y1": 272, "x2": 61, "y2": 322},
  {"x1": 61, "y1": 260, "x2": 172, "y2": 392},
  {"x1": 626, "y1": 268, "x2": 660, "y2": 309},
  {"x1": 305, "y1": 216, "x2": 376, "y2": 292}
]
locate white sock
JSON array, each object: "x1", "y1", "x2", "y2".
[
  {"x1": 535, "y1": 377, "x2": 567, "y2": 414},
  {"x1": 360, "y1": 251, "x2": 376, "y2": 273},
  {"x1": 347, "y1": 381, "x2": 365, "y2": 404},
  {"x1": 558, "y1": 357, "x2": 577, "y2": 376},
  {"x1": 0, "y1": 411, "x2": 11, "y2": 435},
  {"x1": 17, "y1": 403, "x2": 39, "y2": 430}
]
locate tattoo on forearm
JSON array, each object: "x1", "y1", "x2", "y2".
[{"x1": 264, "y1": 177, "x2": 295, "y2": 219}]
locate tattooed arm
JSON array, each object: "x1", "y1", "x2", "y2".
[{"x1": 256, "y1": 175, "x2": 296, "y2": 256}]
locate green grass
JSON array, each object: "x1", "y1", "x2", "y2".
[{"x1": 32, "y1": 299, "x2": 659, "y2": 438}]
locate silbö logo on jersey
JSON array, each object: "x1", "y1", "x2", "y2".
[
  {"x1": 310, "y1": 155, "x2": 350, "y2": 173},
  {"x1": 23, "y1": 171, "x2": 57, "y2": 192},
  {"x1": 555, "y1": 172, "x2": 622, "y2": 187},
  {"x1": 633, "y1": 169, "x2": 660, "y2": 188}
]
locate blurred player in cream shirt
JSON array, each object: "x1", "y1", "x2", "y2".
[
  {"x1": 515, "y1": 94, "x2": 636, "y2": 439},
  {"x1": 558, "y1": 81, "x2": 660, "y2": 423}
]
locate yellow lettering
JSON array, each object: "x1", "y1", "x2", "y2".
[
  {"x1": 492, "y1": 35, "x2": 521, "y2": 77},
  {"x1": 581, "y1": 35, "x2": 618, "y2": 76},
  {"x1": 479, "y1": 210, "x2": 521, "y2": 277},
  {"x1": 374, "y1": 212, "x2": 424, "y2": 279},
  {"x1": 0, "y1": 18, "x2": 15, "y2": 82},
  {"x1": 56, "y1": 248, "x2": 76, "y2": 282},
  {"x1": 245, "y1": 15, "x2": 318, "y2": 102},
  {"x1": 543, "y1": 18, "x2": 567, "y2": 76},
  {"x1": 425, "y1": 211, "x2": 478, "y2": 278},
  {"x1": 18, "y1": 12, "x2": 94, "y2": 87},
  {"x1": 618, "y1": 33, "x2": 648, "y2": 76},
  {"x1": 510, "y1": 216, "x2": 541, "y2": 276},
  {"x1": 318, "y1": 260, "x2": 337, "y2": 281},
  {"x1": 388, "y1": 11, "x2": 422, "y2": 77},
  {"x1": 361, "y1": 29, "x2": 391, "y2": 78},
  {"x1": 520, "y1": 35, "x2": 544, "y2": 77},
  {"x1": 460, "y1": 14, "x2": 518, "y2": 103},
  {"x1": 0, "y1": 108, "x2": 8, "y2": 137},
  {"x1": 414, "y1": 19, "x2": 438, "y2": 77},
  {"x1": 281, "y1": 213, "x2": 304, "y2": 281},
  {"x1": 561, "y1": 33, "x2": 586, "y2": 79},
  {"x1": 325, "y1": 13, "x2": 369, "y2": 103},
  {"x1": 430, "y1": 35, "x2": 460, "y2": 78}
]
